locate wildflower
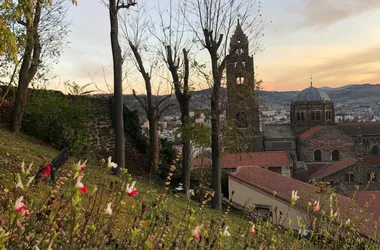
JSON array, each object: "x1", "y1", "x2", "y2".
[
  {"x1": 221, "y1": 226, "x2": 231, "y2": 237},
  {"x1": 314, "y1": 200, "x2": 321, "y2": 212},
  {"x1": 14, "y1": 196, "x2": 30, "y2": 217},
  {"x1": 16, "y1": 174, "x2": 24, "y2": 189},
  {"x1": 126, "y1": 181, "x2": 138, "y2": 197},
  {"x1": 21, "y1": 161, "x2": 25, "y2": 173},
  {"x1": 77, "y1": 160, "x2": 87, "y2": 172},
  {"x1": 26, "y1": 176, "x2": 35, "y2": 187},
  {"x1": 105, "y1": 202, "x2": 113, "y2": 217},
  {"x1": 290, "y1": 190, "x2": 299, "y2": 206},
  {"x1": 76, "y1": 175, "x2": 87, "y2": 194},
  {"x1": 330, "y1": 209, "x2": 338, "y2": 218},
  {"x1": 192, "y1": 224, "x2": 203, "y2": 243},
  {"x1": 42, "y1": 163, "x2": 52, "y2": 178},
  {"x1": 251, "y1": 224, "x2": 256, "y2": 234},
  {"x1": 107, "y1": 156, "x2": 117, "y2": 168}
]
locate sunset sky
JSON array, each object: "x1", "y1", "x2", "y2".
[{"x1": 53, "y1": 0, "x2": 380, "y2": 93}]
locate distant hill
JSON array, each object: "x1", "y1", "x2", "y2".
[{"x1": 122, "y1": 84, "x2": 380, "y2": 116}]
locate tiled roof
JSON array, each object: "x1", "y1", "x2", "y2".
[
  {"x1": 337, "y1": 122, "x2": 380, "y2": 136},
  {"x1": 299, "y1": 126, "x2": 324, "y2": 139},
  {"x1": 192, "y1": 151, "x2": 291, "y2": 169},
  {"x1": 354, "y1": 191, "x2": 380, "y2": 221},
  {"x1": 293, "y1": 163, "x2": 328, "y2": 182},
  {"x1": 363, "y1": 156, "x2": 380, "y2": 166},
  {"x1": 229, "y1": 166, "x2": 377, "y2": 237},
  {"x1": 310, "y1": 158, "x2": 357, "y2": 180},
  {"x1": 263, "y1": 124, "x2": 295, "y2": 139},
  {"x1": 306, "y1": 163, "x2": 328, "y2": 175}
]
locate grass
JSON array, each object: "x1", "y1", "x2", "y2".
[{"x1": 0, "y1": 126, "x2": 246, "y2": 233}]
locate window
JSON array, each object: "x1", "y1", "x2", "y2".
[
  {"x1": 236, "y1": 76, "x2": 244, "y2": 85},
  {"x1": 326, "y1": 111, "x2": 332, "y2": 120},
  {"x1": 367, "y1": 172, "x2": 377, "y2": 182},
  {"x1": 311, "y1": 111, "x2": 316, "y2": 121},
  {"x1": 332, "y1": 150, "x2": 340, "y2": 161},
  {"x1": 314, "y1": 150, "x2": 322, "y2": 162},
  {"x1": 345, "y1": 172, "x2": 355, "y2": 183},
  {"x1": 297, "y1": 113, "x2": 301, "y2": 121},
  {"x1": 268, "y1": 167, "x2": 282, "y2": 174},
  {"x1": 372, "y1": 145, "x2": 379, "y2": 155},
  {"x1": 236, "y1": 111, "x2": 248, "y2": 128},
  {"x1": 316, "y1": 112, "x2": 321, "y2": 121},
  {"x1": 301, "y1": 113, "x2": 305, "y2": 121}
]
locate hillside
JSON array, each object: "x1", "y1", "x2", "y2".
[{"x1": 121, "y1": 84, "x2": 380, "y2": 116}]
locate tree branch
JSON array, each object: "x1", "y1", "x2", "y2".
[
  {"x1": 158, "y1": 103, "x2": 175, "y2": 119},
  {"x1": 132, "y1": 89, "x2": 148, "y2": 113},
  {"x1": 158, "y1": 93, "x2": 172, "y2": 107},
  {"x1": 117, "y1": 0, "x2": 137, "y2": 10}
]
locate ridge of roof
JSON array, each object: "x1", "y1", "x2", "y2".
[
  {"x1": 310, "y1": 158, "x2": 357, "y2": 180},
  {"x1": 299, "y1": 125, "x2": 324, "y2": 139}
]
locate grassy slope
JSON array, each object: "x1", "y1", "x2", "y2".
[{"x1": 0, "y1": 127, "x2": 246, "y2": 232}]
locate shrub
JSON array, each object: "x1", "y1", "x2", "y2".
[{"x1": 22, "y1": 90, "x2": 94, "y2": 157}]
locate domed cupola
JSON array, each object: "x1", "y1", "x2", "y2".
[
  {"x1": 291, "y1": 80, "x2": 335, "y2": 127},
  {"x1": 294, "y1": 85, "x2": 331, "y2": 102}
]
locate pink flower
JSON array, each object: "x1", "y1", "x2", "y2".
[
  {"x1": 126, "y1": 181, "x2": 138, "y2": 197},
  {"x1": 16, "y1": 173, "x2": 24, "y2": 189},
  {"x1": 77, "y1": 160, "x2": 87, "y2": 172},
  {"x1": 314, "y1": 200, "x2": 321, "y2": 212},
  {"x1": 42, "y1": 163, "x2": 52, "y2": 178},
  {"x1": 14, "y1": 196, "x2": 30, "y2": 217},
  {"x1": 76, "y1": 175, "x2": 87, "y2": 194},
  {"x1": 251, "y1": 224, "x2": 256, "y2": 234},
  {"x1": 105, "y1": 202, "x2": 113, "y2": 217},
  {"x1": 192, "y1": 224, "x2": 203, "y2": 243}
]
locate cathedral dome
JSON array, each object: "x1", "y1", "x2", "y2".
[{"x1": 294, "y1": 86, "x2": 331, "y2": 102}]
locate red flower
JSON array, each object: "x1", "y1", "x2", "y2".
[
  {"x1": 42, "y1": 163, "x2": 52, "y2": 178},
  {"x1": 15, "y1": 196, "x2": 30, "y2": 217},
  {"x1": 77, "y1": 160, "x2": 87, "y2": 172},
  {"x1": 314, "y1": 200, "x2": 321, "y2": 212},
  {"x1": 76, "y1": 175, "x2": 87, "y2": 194},
  {"x1": 126, "y1": 181, "x2": 138, "y2": 197}
]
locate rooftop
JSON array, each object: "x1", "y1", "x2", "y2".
[
  {"x1": 299, "y1": 125, "x2": 324, "y2": 139},
  {"x1": 310, "y1": 158, "x2": 357, "y2": 180},
  {"x1": 294, "y1": 86, "x2": 331, "y2": 102},
  {"x1": 337, "y1": 122, "x2": 380, "y2": 136}
]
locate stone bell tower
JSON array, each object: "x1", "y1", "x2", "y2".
[{"x1": 225, "y1": 21, "x2": 261, "y2": 152}]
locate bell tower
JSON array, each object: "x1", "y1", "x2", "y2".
[{"x1": 225, "y1": 21, "x2": 261, "y2": 152}]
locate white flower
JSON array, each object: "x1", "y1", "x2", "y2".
[
  {"x1": 345, "y1": 218, "x2": 351, "y2": 225},
  {"x1": 76, "y1": 175, "x2": 87, "y2": 193},
  {"x1": 21, "y1": 161, "x2": 25, "y2": 173},
  {"x1": 16, "y1": 174, "x2": 24, "y2": 189},
  {"x1": 26, "y1": 176, "x2": 35, "y2": 187},
  {"x1": 77, "y1": 160, "x2": 87, "y2": 171},
  {"x1": 108, "y1": 156, "x2": 118, "y2": 168},
  {"x1": 126, "y1": 181, "x2": 138, "y2": 197},
  {"x1": 221, "y1": 226, "x2": 231, "y2": 237},
  {"x1": 291, "y1": 190, "x2": 299, "y2": 202},
  {"x1": 105, "y1": 202, "x2": 113, "y2": 216}
]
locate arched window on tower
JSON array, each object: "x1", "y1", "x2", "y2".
[
  {"x1": 311, "y1": 111, "x2": 316, "y2": 121},
  {"x1": 332, "y1": 150, "x2": 340, "y2": 161},
  {"x1": 372, "y1": 145, "x2": 379, "y2": 155},
  {"x1": 314, "y1": 150, "x2": 322, "y2": 162},
  {"x1": 316, "y1": 111, "x2": 321, "y2": 120},
  {"x1": 236, "y1": 76, "x2": 244, "y2": 85},
  {"x1": 236, "y1": 111, "x2": 248, "y2": 128}
]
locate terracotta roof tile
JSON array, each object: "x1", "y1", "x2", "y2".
[
  {"x1": 338, "y1": 122, "x2": 380, "y2": 136},
  {"x1": 354, "y1": 191, "x2": 380, "y2": 221},
  {"x1": 192, "y1": 151, "x2": 291, "y2": 169},
  {"x1": 306, "y1": 163, "x2": 328, "y2": 176},
  {"x1": 363, "y1": 156, "x2": 380, "y2": 166},
  {"x1": 229, "y1": 166, "x2": 377, "y2": 237},
  {"x1": 299, "y1": 125, "x2": 324, "y2": 139},
  {"x1": 310, "y1": 158, "x2": 357, "y2": 180}
]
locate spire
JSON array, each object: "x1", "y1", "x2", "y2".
[
  {"x1": 310, "y1": 75, "x2": 313, "y2": 87},
  {"x1": 234, "y1": 19, "x2": 244, "y2": 36}
]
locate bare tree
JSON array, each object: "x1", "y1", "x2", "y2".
[
  {"x1": 107, "y1": 0, "x2": 136, "y2": 175},
  {"x1": 187, "y1": 0, "x2": 264, "y2": 209},
  {"x1": 151, "y1": 0, "x2": 193, "y2": 196},
  {"x1": 121, "y1": 3, "x2": 174, "y2": 177}
]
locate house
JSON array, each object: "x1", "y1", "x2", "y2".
[
  {"x1": 192, "y1": 151, "x2": 292, "y2": 176},
  {"x1": 228, "y1": 166, "x2": 377, "y2": 237}
]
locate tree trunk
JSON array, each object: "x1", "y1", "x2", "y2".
[
  {"x1": 148, "y1": 114, "x2": 158, "y2": 176},
  {"x1": 109, "y1": 0, "x2": 125, "y2": 175},
  {"x1": 11, "y1": 0, "x2": 42, "y2": 133}
]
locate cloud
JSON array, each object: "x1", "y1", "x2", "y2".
[{"x1": 291, "y1": 0, "x2": 380, "y2": 28}]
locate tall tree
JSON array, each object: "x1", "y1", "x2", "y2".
[
  {"x1": 108, "y1": 0, "x2": 136, "y2": 175},
  {"x1": 121, "y1": 3, "x2": 174, "y2": 177},
  {"x1": 188, "y1": 0, "x2": 264, "y2": 209},
  {"x1": 151, "y1": 0, "x2": 193, "y2": 196}
]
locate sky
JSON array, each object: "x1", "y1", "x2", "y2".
[{"x1": 52, "y1": 0, "x2": 380, "y2": 93}]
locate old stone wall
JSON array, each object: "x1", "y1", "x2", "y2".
[{"x1": 298, "y1": 126, "x2": 355, "y2": 162}]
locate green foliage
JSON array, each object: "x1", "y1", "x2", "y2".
[
  {"x1": 108, "y1": 97, "x2": 148, "y2": 153},
  {"x1": 21, "y1": 90, "x2": 94, "y2": 156},
  {"x1": 157, "y1": 138, "x2": 177, "y2": 181}
]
